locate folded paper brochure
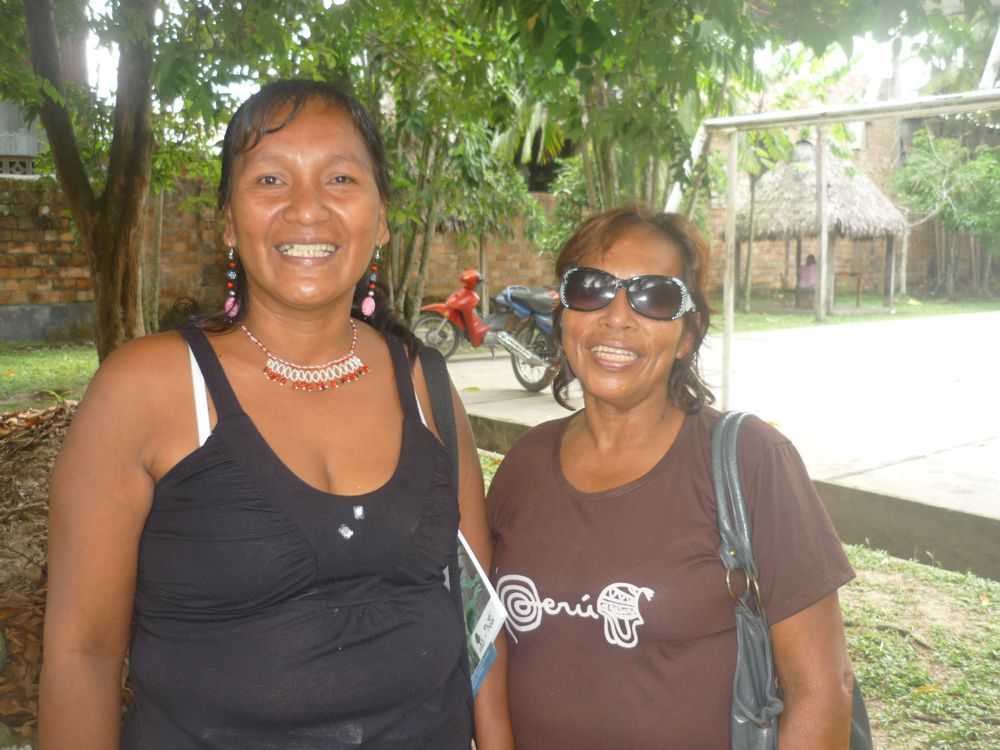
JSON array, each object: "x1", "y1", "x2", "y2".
[{"x1": 456, "y1": 531, "x2": 507, "y2": 696}]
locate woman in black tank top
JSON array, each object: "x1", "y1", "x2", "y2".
[{"x1": 40, "y1": 80, "x2": 513, "y2": 750}]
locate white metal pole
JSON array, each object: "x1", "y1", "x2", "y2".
[
  {"x1": 723, "y1": 131, "x2": 738, "y2": 409},
  {"x1": 815, "y1": 126, "x2": 829, "y2": 321},
  {"x1": 979, "y1": 24, "x2": 1000, "y2": 89}
]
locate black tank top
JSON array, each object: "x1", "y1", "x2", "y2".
[{"x1": 121, "y1": 328, "x2": 471, "y2": 749}]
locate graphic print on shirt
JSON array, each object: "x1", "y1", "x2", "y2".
[{"x1": 497, "y1": 574, "x2": 654, "y2": 648}]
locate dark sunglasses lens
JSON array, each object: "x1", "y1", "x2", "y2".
[
  {"x1": 628, "y1": 276, "x2": 682, "y2": 319},
  {"x1": 564, "y1": 268, "x2": 616, "y2": 311}
]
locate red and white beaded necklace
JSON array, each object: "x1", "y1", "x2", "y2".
[{"x1": 241, "y1": 319, "x2": 370, "y2": 391}]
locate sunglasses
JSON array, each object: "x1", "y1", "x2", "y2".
[{"x1": 559, "y1": 266, "x2": 697, "y2": 321}]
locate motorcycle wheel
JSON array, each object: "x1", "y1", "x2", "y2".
[
  {"x1": 510, "y1": 319, "x2": 556, "y2": 392},
  {"x1": 413, "y1": 312, "x2": 460, "y2": 360}
]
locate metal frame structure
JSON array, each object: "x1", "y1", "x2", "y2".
[{"x1": 700, "y1": 87, "x2": 1000, "y2": 407}]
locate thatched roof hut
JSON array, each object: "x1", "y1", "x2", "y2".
[{"x1": 735, "y1": 140, "x2": 907, "y2": 240}]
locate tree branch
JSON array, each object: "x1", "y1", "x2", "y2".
[
  {"x1": 99, "y1": 0, "x2": 156, "y2": 216},
  {"x1": 22, "y1": 0, "x2": 96, "y2": 237}
]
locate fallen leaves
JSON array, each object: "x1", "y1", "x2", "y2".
[{"x1": 1, "y1": 402, "x2": 74, "y2": 741}]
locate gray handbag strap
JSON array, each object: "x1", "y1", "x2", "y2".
[{"x1": 711, "y1": 411, "x2": 758, "y2": 579}]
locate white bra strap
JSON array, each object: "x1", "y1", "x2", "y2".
[
  {"x1": 415, "y1": 386, "x2": 428, "y2": 427},
  {"x1": 188, "y1": 345, "x2": 211, "y2": 446}
]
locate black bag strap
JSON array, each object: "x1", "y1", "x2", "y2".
[
  {"x1": 417, "y1": 346, "x2": 476, "y2": 732},
  {"x1": 419, "y1": 346, "x2": 459, "y2": 489}
]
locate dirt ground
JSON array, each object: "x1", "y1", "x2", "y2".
[{"x1": 0, "y1": 404, "x2": 68, "y2": 743}]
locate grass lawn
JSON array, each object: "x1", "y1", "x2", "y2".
[
  {"x1": 0, "y1": 344, "x2": 98, "y2": 414},
  {"x1": 449, "y1": 293, "x2": 1000, "y2": 355},
  {"x1": 722, "y1": 293, "x2": 1000, "y2": 333}
]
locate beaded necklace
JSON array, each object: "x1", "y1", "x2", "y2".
[{"x1": 241, "y1": 319, "x2": 370, "y2": 391}]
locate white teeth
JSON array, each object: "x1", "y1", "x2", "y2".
[
  {"x1": 277, "y1": 243, "x2": 338, "y2": 258},
  {"x1": 591, "y1": 345, "x2": 637, "y2": 361}
]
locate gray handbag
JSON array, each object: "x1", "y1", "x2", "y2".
[{"x1": 711, "y1": 411, "x2": 873, "y2": 750}]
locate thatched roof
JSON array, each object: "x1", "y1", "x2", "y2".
[{"x1": 735, "y1": 141, "x2": 908, "y2": 240}]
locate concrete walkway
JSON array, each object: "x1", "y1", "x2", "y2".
[{"x1": 448, "y1": 311, "x2": 1000, "y2": 580}]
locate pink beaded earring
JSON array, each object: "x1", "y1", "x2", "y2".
[
  {"x1": 225, "y1": 246, "x2": 239, "y2": 317},
  {"x1": 361, "y1": 245, "x2": 380, "y2": 318}
]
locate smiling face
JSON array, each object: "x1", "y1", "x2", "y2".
[
  {"x1": 559, "y1": 225, "x2": 692, "y2": 413},
  {"x1": 222, "y1": 98, "x2": 389, "y2": 317}
]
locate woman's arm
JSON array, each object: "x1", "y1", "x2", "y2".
[
  {"x1": 413, "y1": 357, "x2": 515, "y2": 749},
  {"x1": 450, "y1": 383, "x2": 515, "y2": 750},
  {"x1": 771, "y1": 591, "x2": 853, "y2": 750},
  {"x1": 39, "y1": 340, "x2": 167, "y2": 749}
]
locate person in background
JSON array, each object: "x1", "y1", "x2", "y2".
[
  {"x1": 798, "y1": 253, "x2": 818, "y2": 289},
  {"x1": 488, "y1": 206, "x2": 856, "y2": 749},
  {"x1": 40, "y1": 79, "x2": 512, "y2": 749}
]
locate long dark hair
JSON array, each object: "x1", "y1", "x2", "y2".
[
  {"x1": 198, "y1": 79, "x2": 417, "y2": 352},
  {"x1": 551, "y1": 205, "x2": 714, "y2": 413}
]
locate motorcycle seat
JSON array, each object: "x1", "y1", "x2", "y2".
[{"x1": 509, "y1": 287, "x2": 557, "y2": 314}]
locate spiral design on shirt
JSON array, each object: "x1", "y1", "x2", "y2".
[{"x1": 497, "y1": 574, "x2": 543, "y2": 633}]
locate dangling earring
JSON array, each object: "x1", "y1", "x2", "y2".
[
  {"x1": 361, "y1": 245, "x2": 380, "y2": 318},
  {"x1": 225, "y1": 246, "x2": 239, "y2": 318}
]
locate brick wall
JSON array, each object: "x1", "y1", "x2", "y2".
[
  {"x1": 0, "y1": 179, "x2": 90, "y2": 306},
  {"x1": 418, "y1": 193, "x2": 556, "y2": 302},
  {"x1": 0, "y1": 178, "x2": 556, "y2": 338},
  {"x1": 0, "y1": 153, "x2": 964, "y2": 344},
  {"x1": 146, "y1": 180, "x2": 225, "y2": 319}
]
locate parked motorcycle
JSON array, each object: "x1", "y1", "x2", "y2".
[
  {"x1": 413, "y1": 269, "x2": 560, "y2": 392},
  {"x1": 497, "y1": 287, "x2": 560, "y2": 392}
]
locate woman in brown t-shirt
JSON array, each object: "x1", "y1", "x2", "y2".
[{"x1": 488, "y1": 206, "x2": 856, "y2": 749}]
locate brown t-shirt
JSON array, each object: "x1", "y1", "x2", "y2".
[{"x1": 487, "y1": 408, "x2": 855, "y2": 750}]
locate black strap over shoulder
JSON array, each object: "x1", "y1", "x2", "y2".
[
  {"x1": 416, "y1": 346, "x2": 475, "y2": 734},
  {"x1": 418, "y1": 346, "x2": 458, "y2": 488}
]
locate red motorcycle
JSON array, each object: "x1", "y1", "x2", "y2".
[
  {"x1": 414, "y1": 270, "x2": 517, "y2": 359},
  {"x1": 414, "y1": 268, "x2": 560, "y2": 384}
]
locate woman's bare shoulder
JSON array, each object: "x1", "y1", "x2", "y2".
[{"x1": 76, "y1": 331, "x2": 192, "y2": 421}]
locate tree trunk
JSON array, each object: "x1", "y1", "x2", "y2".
[
  {"x1": 144, "y1": 188, "x2": 164, "y2": 332},
  {"x1": 579, "y1": 99, "x2": 599, "y2": 212},
  {"x1": 648, "y1": 155, "x2": 660, "y2": 211},
  {"x1": 932, "y1": 221, "x2": 945, "y2": 294},
  {"x1": 899, "y1": 230, "x2": 909, "y2": 296},
  {"x1": 24, "y1": 0, "x2": 156, "y2": 360},
  {"x1": 783, "y1": 231, "x2": 791, "y2": 287},
  {"x1": 591, "y1": 134, "x2": 609, "y2": 211},
  {"x1": 407, "y1": 199, "x2": 442, "y2": 322},
  {"x1": 946, "y1": 229, "x2": 957, "y2": 300},
  {"x1": 825, "y1": 232, "x2": 838, "y2": 314},
  {"x1": 396, "y1": 133, "x2": 440, "y2": 309},
  {"x1": 969, "y1": 233, "x2": 981, "y2": 295},
  {"x1": 984, "y1": 246, "x2": 993, "y2": 292}
]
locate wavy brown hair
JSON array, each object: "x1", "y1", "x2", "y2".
[{"x1": 551, "y1": 205, "x2": 714, "y2": 413}]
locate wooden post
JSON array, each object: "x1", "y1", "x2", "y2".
[
  {"x1": 723, "y1": 132, "x2": 738, "y2": 410},
  {"x1": 815, "y1": 127, "x2": 829, "y2": 321},
  {"x1": 826, "y1": 232, "x2": 838, "y2": 314},
  {"x1": 899, "y1": 230, "x2": 909, "y2": 296},
  {"x1": 784, "y1": 231, "x2": 791, "y2": 288},
  {"x1": 885, "y1": 234, "x2": 896, "y2": 308}
]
